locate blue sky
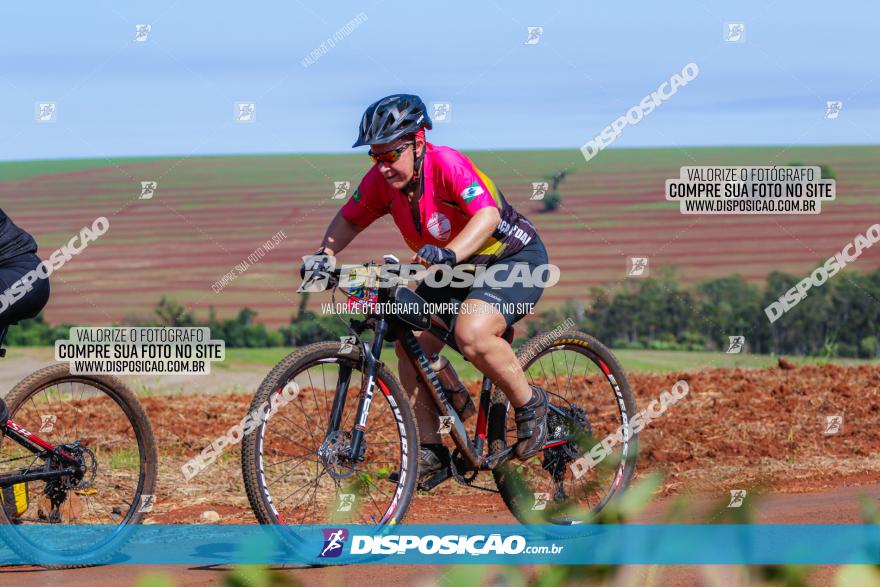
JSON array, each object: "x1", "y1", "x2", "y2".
[{"x1": 0, "y1": 1, "x2": 877, "y2": 160}]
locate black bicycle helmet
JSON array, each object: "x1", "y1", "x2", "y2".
[{"x1": 352, "y1": 94, "x2": 433, "y2": 148}]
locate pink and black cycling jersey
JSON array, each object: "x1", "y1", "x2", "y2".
[{"x1": 340, "y1": 142, "x2": 538, "y2": 266}]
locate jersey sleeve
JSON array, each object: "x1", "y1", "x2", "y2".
[
  {"x1": 441, "y1": 153, "x2": 499, "y2": 216},
  {"x1": 339, "y1": 170, "x2": 388, "y2": 228}
]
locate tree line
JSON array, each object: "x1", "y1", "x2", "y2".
[{"x1": 525, "y1": 266, "x2": 880, "y2": 358}]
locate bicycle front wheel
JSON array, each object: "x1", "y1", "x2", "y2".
[{"x1": 241, "y1": 341, "x2": 419, "y2": 529}]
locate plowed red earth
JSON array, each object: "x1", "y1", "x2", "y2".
[
  {"x1": 3, "y1": 364, "x2": 879, "y2": 586},
  {"x1": 117, "y1": 363, "x2": 880, "y2": 524}
]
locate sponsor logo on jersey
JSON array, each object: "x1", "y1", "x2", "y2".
[{"x1": 427, "y1": 212, "x2": 452, "y2": 241}]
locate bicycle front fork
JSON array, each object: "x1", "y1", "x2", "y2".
[{"x1": 330, "y1": 319, "x2": 387, "y2": 463}]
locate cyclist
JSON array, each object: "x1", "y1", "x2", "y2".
[
  {"x1": 302, "y1": 94, "x2": 549, "y2": 483},
  {"x1": 0, "y1": 209, "x2": 50, "y2": 327}
]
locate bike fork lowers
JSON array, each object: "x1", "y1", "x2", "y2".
[{"x1": 340, "y1": 319, "x2": 387, "y2": 463}]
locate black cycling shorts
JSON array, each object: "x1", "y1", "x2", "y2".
[
  {"x1": 0, "y1": 253, "x2": 50, "y2": 326},
  {"x1": 415, "y1": 234, "x2": 549, "y2": 332}
]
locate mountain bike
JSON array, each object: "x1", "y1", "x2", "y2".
[
  {"x1": 241, "y1": 255, "x2": 637, "y2": 531},
  {"x1": 0, "y1": 323, "x2": 158, "y2": 566}
]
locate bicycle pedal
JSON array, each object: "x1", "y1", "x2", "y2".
[
  {"x1": 417, "y1": 466, "x2": 452, "y2": 492},
  {"x1": 386, "y1": 466, "x2": 452, "y2": 492},
  {"x1": 484, "y1": 446, "x2": 515, "y2": 469}
]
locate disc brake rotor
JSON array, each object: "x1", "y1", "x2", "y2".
[{"x1": 317, "y1": 430, "x2": 358, "y2": 481}]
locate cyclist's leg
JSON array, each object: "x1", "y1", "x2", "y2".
[
  {"x1": 395, "y1": 331, "x2": 446, "y2": 444},
  {"x1": 453, "y1": 235, "x2": 547, "y2": 404},
  {"x1": 453, "y1": 236, "x2": 549, "y2": 458},
  {"x1": 454, "y1": 302, "x2": 532, "y2": 406}
]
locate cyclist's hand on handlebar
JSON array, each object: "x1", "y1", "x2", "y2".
[{"x1": 412, "y1": 244, "x2": 456, "y2": 268}]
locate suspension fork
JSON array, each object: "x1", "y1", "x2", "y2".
[{"x1": 346, "y1": 319, "x2": 387, "y2": 461}]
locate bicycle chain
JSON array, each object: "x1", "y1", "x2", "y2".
[{"x1": 449, "y1": 449, "x2": 499, "y2": 493}]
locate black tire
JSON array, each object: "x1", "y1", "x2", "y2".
[
  {"x1": 0, "y1": 363, "x2": 158, "y2": 567},
  {"x1": 489, "y1": 330, "x2": 638, "y2": 524},
  {"x1": 241, "y1": 341, "x2": 419, "y2": 535}
]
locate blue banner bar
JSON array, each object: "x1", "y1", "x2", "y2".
[{"x1": 0, "y1": 524, "x2": 878, "y2": 566}]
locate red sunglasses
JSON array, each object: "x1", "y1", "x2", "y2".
[{"x1": 368, "y1": 142, "x2": 412, "y2": 165}]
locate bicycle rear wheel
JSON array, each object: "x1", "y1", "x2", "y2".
[
  {"x1": 0, "y1": 363, "x2": 157, "y2": 566},
  {"x1": 489, "y1": 330, "x2": 637, "y2": 524}
]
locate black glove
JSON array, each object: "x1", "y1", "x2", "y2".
[
  {"x1": 300, "y1": 249, "x2": 332, "y2": 279},
  {"x1": 416, "y1": 244, "x2": 457, "y2": 267}
]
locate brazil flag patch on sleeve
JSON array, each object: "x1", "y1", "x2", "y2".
[{"x1": 460, "y1": 181, "x2": 484, "y2": 203}]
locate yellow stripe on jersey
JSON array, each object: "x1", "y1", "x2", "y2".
[
  {"x1": 473, "y1": 165, "x2": 502, "y2": 207},
  {"x1": 474, "y1": 237, "x2": 505, "y2": 257}
]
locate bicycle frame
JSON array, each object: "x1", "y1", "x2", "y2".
[{"x1": 318, "y1": 265, "x2": 574, "y2": 473}]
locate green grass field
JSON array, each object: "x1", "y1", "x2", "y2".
[
  {"x1": 13, "y1": 345, "x2": 865, "y2": 377},
  {"x1": 219, "y1": 346, "x2": 876, "y2": 378}
]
